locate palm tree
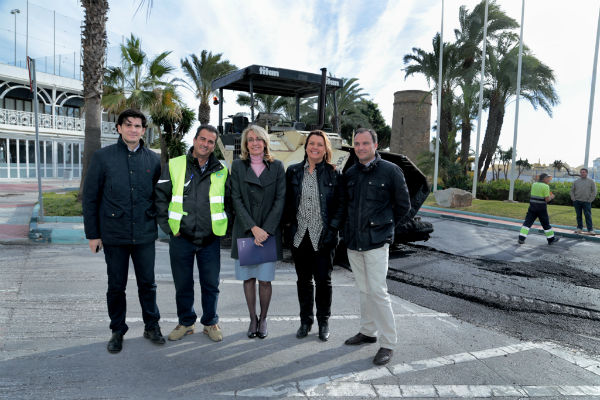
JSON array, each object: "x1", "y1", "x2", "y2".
[
  {"x1": 404, "y1": 34, "x2": 463, "y2": 160},
  {"x1": 79, "y1": 0, "x2": 109, "y2": 197},
  {"x1": 149, "y1": 83, "x2": 184, "y2": 165},
  {"x1": 180, "y1": 51, "x2": 237, "y2": 124},
  {"x1": 476, "y1": 33, "x2": 558, "y2": 181},
  {"x1": 516, "y1": 158, "x2": 531, "y2": 180},
  {"x1": 102, "y1": 34, "x2": 174, "y2": 113},
  {"x1": 236, "y1": 93, "x2": 289, "y2": 115},
  {"x1": 454, "y1": 1, "x2": 519, "y2": 69},
  {"x1": 453, "y1": 0, "x2": 518, "y2": 174},
  {"x1": 552, "y1": 160, "x2": 564, "y2": 178},
  {"x1": 454, "y1": 78, "x2": 478, "y2": 173},
  {"x1": 320, "y1": 77, "x2": 369, "y2": 142}
]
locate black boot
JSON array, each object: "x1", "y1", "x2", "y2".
[
  {"x1": 318, "y1": 322, "x2": 330, "y2": 342},
  {"x1": 296, "y1": 323, "x2": 312, "y2": 338},
  {"x1": 144, "y1": 325, "x2": 166, "y2": 345},
  {"x1": 107, "y1": 331, "x2": 124, "y2": 353}
]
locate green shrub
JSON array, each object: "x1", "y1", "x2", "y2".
[
  {"x1": 472, "y1": 180, "x2": 600, "y2": 207},
  {"x1": 43, "y1": 191, "x2": 82, "y2": 216}
]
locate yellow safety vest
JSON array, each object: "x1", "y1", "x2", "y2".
[{"x1": 167, "y1": 155, "x2": 228, "y2": 236}]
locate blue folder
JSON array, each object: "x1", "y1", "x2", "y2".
[{"x1": 237, "y1": 236, "x2": 277, "y2": 266}]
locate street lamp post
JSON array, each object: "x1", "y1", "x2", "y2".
[{"x1": 10, "y1": 9, "x2": 20, "y2": 66}]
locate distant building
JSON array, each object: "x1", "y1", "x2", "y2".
[{"x1": 0, "y1": 63, "x2": 120, "y2": 179}]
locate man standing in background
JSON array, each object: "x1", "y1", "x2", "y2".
[{"x1": 571, "y1": 168, "x2": 597, "y2": 235}]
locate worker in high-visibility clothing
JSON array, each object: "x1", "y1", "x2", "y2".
[
  {"x1": 155, "y1": 125, "x2": 231, "y2": 343},
  {"x1": 518, "y1": 173, "x2": 560, "y2": 245}
]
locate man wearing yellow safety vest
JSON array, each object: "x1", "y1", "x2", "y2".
[
  {"x1": 518, "y1": 173, "x2": 560, "y2": 245},
  {"x1": 155, "y1": 125, "x2": 231, "y2": 342}
]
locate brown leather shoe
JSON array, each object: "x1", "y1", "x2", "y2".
[
  {"x1": 373, "y1": 347, "x2": 393, "y2": 365},
  {"x1": 344, "y1": 332, "x2": 377, "y2": 345}
]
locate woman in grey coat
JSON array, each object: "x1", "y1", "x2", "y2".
[{"x1": 231, "y1": 125, "x2": 286, "y2": 339}]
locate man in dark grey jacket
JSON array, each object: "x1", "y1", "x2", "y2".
[
  {"x1": 571, "y1": 168, "x2": 597, "y2": 234},
  {"x1": 83, "y1": 109, "x2": 165, "y2": 353},
  {"x1": 343, "y1": 128, "x2": 411, "y2": 366},
  {"x1": 155, "y1": 125, "x2": 231, "y2": 343}
]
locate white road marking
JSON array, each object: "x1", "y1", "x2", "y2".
[
  {"x1": 136, "y1": 275, "x2": 355, "y2": 287},
  {"x1": 222, "y1": 341, "x2": 600, "y2": 398},
  {"x1": 221, "y1": 279, "x2": 355, "y2": 287},
  {"x1": 576, "y1": 333, "x2": 600, "y2": 343},
  {"x1": 538, "y1": 342, "x2": 600, "y2": 376},
  {"x1": 434, "y1": 316, "x2": 459, "y2": 328},
  {"x1": 231, "y1": 384, "x2": 600, "y2": 398},
  {"x1": 122, "y1": 312, "x2": 450, "y2": 324}
]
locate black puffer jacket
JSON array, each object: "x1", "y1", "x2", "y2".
[
  {"x1": 155, "y1": 149, "x2": 231, "y2": 246},
  {"x1": 284, "y1": 159, "x2": 344, "y2": 249},
  {"x1": 344, "y1": 152, "x2": 411, "y2": 251},
  {"x1": 83, "y1": 137, "x2": 161, "y2": 245}
]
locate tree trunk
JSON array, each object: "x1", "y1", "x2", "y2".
[
  {"x1": 79, "y1": 0, "x2": 109, "y2": 199},
  {"x1": 477, "y1": 94, "x2": 505, "y2": 182},
  {"x1": 460, "y1": 117, "x2": 471, "y2": 173},
  {"x1": 439, "y1": 89, "x2": 453, "y2": 159},
  {"x1": 159, "y1": 127, "x2": 169, "y2": 167},
  {"x1": 199, "y1": 102, "x2": 211, "y2": 125}
]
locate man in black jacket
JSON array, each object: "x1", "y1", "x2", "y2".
[
  {"x1": 155, "y1": 125, "x2": 231, "y2": 343},
  {"x1": 83, "y1": 109, "x2": 165, "y2": 353},
  {"x1": 343, "y1": 128, "x2": 411, "y2": 366}
]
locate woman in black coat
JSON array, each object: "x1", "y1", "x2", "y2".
[
  {"x1": 231, "y1": 125, "x2": 286, "y2": 339},
  {"x1": 284, "y1": 130, "x2": 344, "y2": 342}
]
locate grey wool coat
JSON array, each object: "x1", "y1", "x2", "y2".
[{"x1": 230, "y1": 158, "x2": 286, "y2": 260}]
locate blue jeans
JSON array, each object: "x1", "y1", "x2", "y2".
[
  {"x1": 169, "y1": 235, "x2": 221, "y2": 326},
  {"x1": 573, "y1": 200, "x2": 594, "y2": 231},
  {"x1": 103, "y1": 242, "x2": 160, "y2": 334}
]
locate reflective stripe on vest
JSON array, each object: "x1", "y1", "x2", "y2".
[
  {"x1": 167, "y1": 155, "x2": 228, "y2": 236},
  {"x1": 209, "y1": 166, "x2": 228, "y2": 236},
  {"x1": 167, "y1": 156, "x2": 188, "y2": 235}
]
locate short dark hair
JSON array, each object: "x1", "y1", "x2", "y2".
[
  {"x1": 354, "y1": 128, "x2": 378, "y2": 144},
  {"x1": 116, "y1": 109, "x2": 147, "y2": 128},
  {"x1": 581, "y1": 168, "x2": 588, "y2": 173},
  {"x1": 195, "y1": 124, "x2": 219, "y2": 139}
]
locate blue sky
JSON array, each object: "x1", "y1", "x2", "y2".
[{"x1": 1, "y1": 0, "x2": 599, "y2": 168}]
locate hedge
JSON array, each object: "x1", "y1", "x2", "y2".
[{"x1": 472, "y1": 180, "x2": 600, "y2": 207}]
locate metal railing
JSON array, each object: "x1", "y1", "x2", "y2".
[{"x1": 0, "y1": 108, "x2": 117, "y2": 135}]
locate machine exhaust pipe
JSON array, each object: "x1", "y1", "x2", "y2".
[{"x1": 318, "y1": 67, "x2": 327, "y2": 129}]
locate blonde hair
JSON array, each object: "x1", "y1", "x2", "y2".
[
  {"x1": 305, "y1": 130, "x2": 335, "y2": 167},
  {"x1": 240, "y1": 125, "x2": 274, "y2": 162}
]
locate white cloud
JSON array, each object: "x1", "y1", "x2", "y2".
[{"x1": 20, "y1": 0, "x2": 600, "y2": 165}]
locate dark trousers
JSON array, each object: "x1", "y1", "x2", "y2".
[
  {"x1": 169, "y1": 235, "x2": 221, "y2": 326},
  {"x1": 291, "y1": 234, "x2": 333, "y2": 326},
  {"x1": 573, "y1": 200, "x2": 593, "y2": 231},
  {"x1": 103, "y1": 242, "x2": 160, "y2": 334},
  {"x1": 519, "y1": 202, "x2": 553, "y2": 243}
]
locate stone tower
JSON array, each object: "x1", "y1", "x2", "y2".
[{"x1": 390, "y1": 90, "x2": 431, "y2": 162}]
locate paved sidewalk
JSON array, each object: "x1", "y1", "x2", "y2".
[
  {"x1": 0, "y1": 179, "x2": 79, "y2": 243},
  {"x1": 2, "y1": 243, "x2": 600, "y2": 399}
]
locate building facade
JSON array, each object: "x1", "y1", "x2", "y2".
[{"x1": 0, "y1": 63, "x2": 119, "y2": 179}]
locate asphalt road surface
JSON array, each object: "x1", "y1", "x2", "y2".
[{"x1": 386, "y1": 217, "x2": 600, "y2": 355}]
